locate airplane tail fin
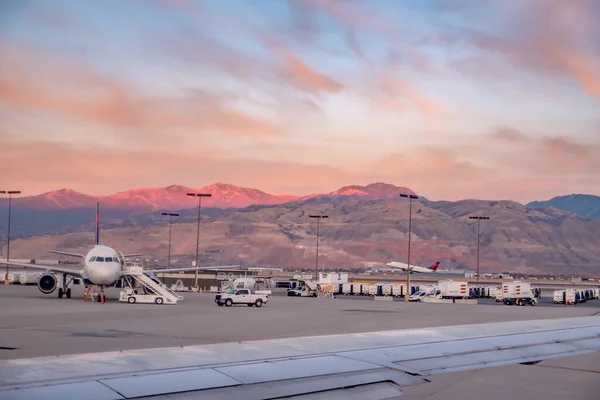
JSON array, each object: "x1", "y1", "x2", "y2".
[
  {"x1": 95, "y1": 202, "x2": 100, "y2": 246},
  {"x1": 430, "y1": 261, "x2": 440, "y2": 271}
]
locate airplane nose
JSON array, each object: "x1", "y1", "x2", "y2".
[{"x1": 92, "y1": 263, "x2": 121, "y2": 284}]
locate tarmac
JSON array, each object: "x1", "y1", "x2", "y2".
[{"x1": 0, "y1": 284, "x2": 599, "y2": 399}]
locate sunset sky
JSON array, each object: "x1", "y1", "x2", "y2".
[{"x1": 1, "y1": 0, "x2": 599, "y2": 203}]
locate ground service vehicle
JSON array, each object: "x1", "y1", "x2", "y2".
[
  {"x1": 502, "y1": 281, "x2": 536, "y2": 306},
  {"x1": 409, "y1": 290, "x2": 441, "y2": 301},
  {"x1": 287, "y1": 286, "x2": 318, "y2": 297},
  {"x1": 215, "y1": 289, "x2": 269, "y2": 307}
]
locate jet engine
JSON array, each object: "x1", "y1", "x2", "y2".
[{"x1": 38, "y1": 274, "x2": 57, "y2": 294}]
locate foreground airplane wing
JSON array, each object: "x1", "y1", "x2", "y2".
[
  {"x1": 0, "y1": 261, "x2": 83, "y2": 277},
  {"x1": 147, "y1": 265, "x2": 242, "y2": 274},
  {"x1": 0, "y1": 316, "x2": 598, "y2": 400}
]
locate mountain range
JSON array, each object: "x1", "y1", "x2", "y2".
[{"x1": 1, "y1": 183, "x2": 599, "y2": 276}]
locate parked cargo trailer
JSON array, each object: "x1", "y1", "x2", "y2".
[{"x1": 438, "y1": 280, "x2": 468, "y2": 299}]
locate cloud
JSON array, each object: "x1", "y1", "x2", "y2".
[
  {"x1": 373, "y1": 72, "x2": 444, "y2": 119},
  {"x1": 491, "y1": 127, "x2": 600, "y2": 175},
  {"x1": 294, "y1": 0, "x2": 396, "y2": 37},
  {"x1": 1, "y1": 134, "x2": 599, "y2": 203},
  {"x1": 0, "y1": 139, "x2": 354, "y2": 196},
  {"x1": 0, "y1": 43, "x2": 281, "y2": 138},
  {"x1": 440, "y1": 0, "x2": 600, "y2": 101},
  {"x1": 257, "y1": 35, "x2": 343, "y2": 94}
]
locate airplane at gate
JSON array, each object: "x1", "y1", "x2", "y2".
[
  {"x1": 0, "y1": 202, "x2": 241, "y2": 302},
  {"x1": 386, "y1": 260, "x2": 440, "y2": 273}
]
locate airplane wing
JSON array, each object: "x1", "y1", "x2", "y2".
[
  {"x1": 0, "y1": 261, "x2": 83, "y2": 277},
  {"x1": 122, "y1": 253, "x2": 144, "y2": 258},
  {"x1": 47, "y1": 250, "x2": 85, "y2": 258},
  {"x1": 147, "y1": 265, "x2": 243, "y2": 274},
  {"x1": 0, "y1": 316, "x2": 598, "y2": 400}
]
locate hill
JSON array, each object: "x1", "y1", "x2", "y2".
[
  {"x1": 0, "y1": 182, "x2": 416, "y2": 238},
  {"x1": 6, "y1": 195, "x2": 600, "y2": 276},
  {"x1": 527, "y1": 194, "x2": 600, "y2": 220}
]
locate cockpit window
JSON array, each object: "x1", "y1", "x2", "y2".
[
  {"x1": 96, "y1": 256, "x2": 105, "y2": 262},
  {"x1": 90, "y1": 257, "x2": 96, "y2": 262}
]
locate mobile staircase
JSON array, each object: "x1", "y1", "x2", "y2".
[{"x1": 120, "y1": 263, "x2": 183, "y2": 305}]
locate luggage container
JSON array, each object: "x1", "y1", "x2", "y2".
[
  {"x1": 342, "y1": 283, "x2": 353, "y2": 295},
  {"x1": 382, "y1": 284, "x2": 392, "y2": 296},
  {"x1": 554, "y1": 290, "x2": 565, "y2": 304},
  {"x1": 351, "y1": 283, "x2": 362, "y2": 295},
  {"x1": 391, "y1": 284, "x2": 404, "y2": 297},
  {"x1": 367, "y1": 285, "x2": 380, "y2": 296},
  {"x1": 20, "y1": 272, "x2": 40, "y2": 285}
]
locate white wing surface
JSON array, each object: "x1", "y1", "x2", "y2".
[
  {"x1": 0, "y1": 261, "x2": 83, "y2": 277},
  {"x1": 0, "y1": 316, "x2": 598, "y2": 400},
  {"x1": 147, "y1": 265, "x2": 242, "y2": 274}
]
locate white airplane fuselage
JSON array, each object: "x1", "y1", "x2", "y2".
[
  {"x1": 80, "y1": 245, "x2": 122, "y2": 286},
  {"x1": 386, "y1": 261, "x2": 438, "y2": 273}
]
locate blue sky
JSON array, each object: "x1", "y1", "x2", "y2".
[{"x1": 0, "y1": 0, "x2": 599, "y2": 201}]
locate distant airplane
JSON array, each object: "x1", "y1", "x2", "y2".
[
  {"x1": 0, "y1": 202, "x2": 241, "y2": 303},
  {"x1": 386, "y1": 260, "x2": 440, "y2": 274}
]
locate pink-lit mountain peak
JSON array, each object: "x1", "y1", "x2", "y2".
[
  {"x1": 16, "y1": 188, "x2": 97, "y2": 210},
  {"x1": 7, "y1": 182, "x2": 416, "y2": 211},
  {"x1": 197, "y1": 183, "x2": 286, "y2": 207},
  {"x1": 329, "y1": 183, "x2": 417, "y2": 199}
]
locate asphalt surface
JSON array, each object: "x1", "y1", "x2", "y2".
[{"x1": 0, "y1": 284, "x2": 598, "y2": 399}]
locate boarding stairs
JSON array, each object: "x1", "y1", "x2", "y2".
[{"x1": 121, "y1": 264, "x2": 183, "y2": 304}]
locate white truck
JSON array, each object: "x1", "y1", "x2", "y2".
[
  {"x1": 438, "y1": 280, "x2": 469, "y2": 299},
  {"x1": 409, "y1": 288, "x2": 442, "y2": 302},
  {"x1": 215, "y1": 289, "x2": 269, "y2": 307},
  {"x1": 501, "y1": 281, "x2": 536, "y2": 306}
]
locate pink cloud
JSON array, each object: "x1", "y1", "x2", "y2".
[
  {"x1": 0, "y1": 43, "x2": 281, "y2": 138},
  {"x1": 445, "y1": 0, "x2": 600, "y2": 101},
  {"x1": 374, "y1": 72, "x2": 444, "y2": 119},
  {"x1": 258, "y1": 35, "x2": 343, "y2": 94}
]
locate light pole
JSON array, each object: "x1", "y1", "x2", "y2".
[
  {"x1": 400, "y1": 193, "x2": 418, "y2": 302},
  {"x1": 161, "y1": 212, "x2": 179, "y2": 267},
  {"x1": 1, "y1": 190, "x2": 21, "y2": 285},
  {"x1": 469, "y1": 216, "x2": 490, "y2": 288},
  {"x1": 309, "y1": 214, "x2": 328, "y2": 279},
  {"x1": 187, "y1": 192, "x2": 212, "y2": 291}
]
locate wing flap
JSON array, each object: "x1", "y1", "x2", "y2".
[
  {"x1": 101, "y1": 368, "x2": 239, "y2": 399},
  {"x1": 396, "y1": 340, "x2": 598, "y2": 375},
  {"x1": 213, "y1": 355, "x2": 379, "y2": 385},
  {"x1": 0, "y1": 381, "x2": 124, "y2": 400}
]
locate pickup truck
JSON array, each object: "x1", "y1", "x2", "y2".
[{"x1": 215, "y1": 289, "x2": 269, "y2": 307}]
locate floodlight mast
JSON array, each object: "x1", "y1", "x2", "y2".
[
  {"x1": 1, "y1": 190, "x2": 21, "y2": 285},
  {"x1": 187, "y1": 193, "x2": 212, "y2": 291},
  {"x1": 309, "y1": 215, "x2": 328, "y2": 279},
  {"x1": 400, "y1": 193, "x2": 418, "y2": 302},
  {"x1": 469, "y1": 216, "x2": 490, "y2": 287}
]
